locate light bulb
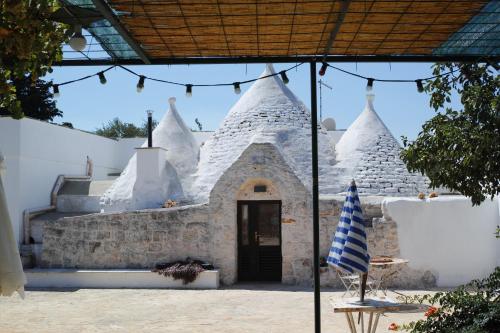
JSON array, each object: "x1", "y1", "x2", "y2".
[
  {"x1": 416, "y1": 80, "x2": 424, "y2": 93},
  {"x1": 319, "y1": 62, "x2": 328, "y2": 76},
  {"x1": 69, "y1": 25, "x2": 87, "y2": 52},
  {"x1": 366, "y1": 78, "x2": 374, "y2": 91},
  {"x1": 233, "y1": 82, "x2": 241, "y2": 94},
  {"x1": 53, "y1": 84, "x2": 60, "y2": 98},
  {"x1": 98, "y1": 72, "x2": 107, "y2": 84},
  {"x1": 136, "y1": 75, "x2": 145, "y2": 92},
  {"x1": 280, "y1": 71, "x2": 289, "y2": 84},
  {"x1": 186, "y1": 84, "x2": 193, "y2": 97}
]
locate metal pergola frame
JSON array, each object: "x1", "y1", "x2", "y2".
[
  {"x1": 52, "y1": 1, "x2": 499, "y2": 331},
  {"x1": 54, "y1": 55, "x2": 498, "y2": 333},
  {"x1": 56, "y1": 54, "x2": 498, "y2": 66}
]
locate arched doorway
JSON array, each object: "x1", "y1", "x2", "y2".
[{"x1": 236, "y1": 179, "x2": 282, "y2": 281}]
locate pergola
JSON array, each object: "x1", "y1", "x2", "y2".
[{"x1": 52, "y1": 1, "x2": 500, "y2": 332}]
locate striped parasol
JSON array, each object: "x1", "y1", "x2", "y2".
[{"x1": 327, "y1": 180, "x2": 370, "y2": 301}]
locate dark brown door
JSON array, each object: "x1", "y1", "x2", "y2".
[{"x1": 237, "y1": 201, "x2": 282, "y2": 281}]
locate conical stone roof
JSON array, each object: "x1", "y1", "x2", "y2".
[
  {"x1": 191, "y1": 64, "x2": 340, "y2": 201},
  {"x1": 101, "y1": 98, "x2": 198, "y2": 211},
  {"x1": 334, "y1": 94, "x2": 429, "y2": 196}
]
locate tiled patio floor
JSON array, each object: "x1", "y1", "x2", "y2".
[{"x1": 0, "y1": 285, "x2": 434, "y2": 333}]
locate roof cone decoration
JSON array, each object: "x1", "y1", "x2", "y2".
[
  {"x1": 159, "y1": 97, "x2": 199, "y2": 180},
  {"x1": 192, "y1": 64, "x2": 340, "y2": 201},
  {"x1": 100, "y1": 98, "x2": 199, "y2": 211},
  {"x1": 335, "y1": 93, "x2": 429, "y2": 196}
]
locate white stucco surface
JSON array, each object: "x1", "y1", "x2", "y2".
[
  {"x1": 25, "y1": 269, "x2": 219, "y2": 289},
  {"x1": 0, "y1": 117, "x2": 122, "y2": 244},
  {"x1": 335, "y1": 94, "x2": 428, "y2": 195},
  {"x1": 0, "y1": 114, "x2": 213, "y2": 243},
  {"x1": 383, "y1": 196, "x2": 500, "y2": 287},
  {"x1": 101, "y1": 98, "x2": 198, "y2": 211},
  {"x1": 192, "y1": 64, "x2": 340, "y2": 201}
]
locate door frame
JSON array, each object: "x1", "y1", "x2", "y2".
[{"x1": 237, "y1": 200, "x2": 282, "y2": 281}]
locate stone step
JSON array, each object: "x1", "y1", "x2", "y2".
[
  {"x1": 56, "y1": 195, "x2": 101, "y2": 213},
  {"x1": 25, "y1": 269, "x2": 219, "y2": 289},
  {"x1": 58, "y1": 180, "x2": 114, "y2": 196},
  {"x1": 55, "y1": 180, "x2": 113, "y2": 213}
]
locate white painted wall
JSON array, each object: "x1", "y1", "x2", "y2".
[
  {"x1": 0, "y1": 117, "x2": 122, "y2": 244},
  {"x1": 383, "y1": 196, "x2": 500, "y2": 287},
  {"x1": 0, "y1": 116, "x2": 215, "y2": 245}
]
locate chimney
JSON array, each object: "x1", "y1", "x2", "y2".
[{"x1": 135, "y1": 147, "x2": 167, "y2": 184}]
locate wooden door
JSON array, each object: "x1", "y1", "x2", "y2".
[{"x1": 237, "y1": 201, "x2": 282, "y2": 281}]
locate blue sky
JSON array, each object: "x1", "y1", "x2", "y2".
[{"x1": 44, "y1": 62, "x2": 459, "y2": 142}]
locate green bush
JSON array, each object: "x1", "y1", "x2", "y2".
[{"x1": 399, "y1": 267, "x2": 499, "y2": 333}]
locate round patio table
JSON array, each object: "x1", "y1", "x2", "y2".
[{"x1": 369, "y1": 258, "x2": 409, "y2": 296}]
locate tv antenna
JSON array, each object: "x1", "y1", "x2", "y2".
[{"x1": 318, "y1": 79, "x2": 332, "y2": 123}]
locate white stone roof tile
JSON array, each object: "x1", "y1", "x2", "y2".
[
  {"x1": 334, "y1": 94, "x2": 429, "y2": 195},
  {"x1": 191, "y1": 64, "x2": 341, "y2": 201}
]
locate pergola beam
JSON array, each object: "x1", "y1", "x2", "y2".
[
  {"x1": 310, "y1": 62, "x2": 321, "y2": 333},
  {"x1": 91, "y1": 0, "x2": 151, "y2": 64},
  {"x1": 55, "y1": 54, "x2": 498, "y2": 66},
  {"x1": 321, "y1": 0, "x2": 352, "y2": 60}
]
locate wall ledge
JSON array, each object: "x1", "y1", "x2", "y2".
[{"x1": 25, "y1": 269, "x2": 219, "y2": 289}]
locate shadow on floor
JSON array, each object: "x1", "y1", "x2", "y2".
[{"x1": 221, "y1": 282, "x2": 343, "y2": 292}]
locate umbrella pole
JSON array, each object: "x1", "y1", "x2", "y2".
[{"x1": 359, "y1": 272, "x2": 368, "y2": 303}]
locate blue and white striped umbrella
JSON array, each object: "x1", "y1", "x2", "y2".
[{"x1": 327, "y1": 180, "x2": 370, "y2": 274}]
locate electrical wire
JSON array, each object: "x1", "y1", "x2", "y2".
[
  {"x1": 50, "y1": 61, "x2": 468, "y2": 94},
  {"x1": 52, "y1": 63, "x2": 304, "y2": 89}
]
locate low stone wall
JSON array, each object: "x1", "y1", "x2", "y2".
[
  {"x1": 41, "y1": 195, "x2": 436, "y2": 288},
  {"x1": 41, "y1": 204, "x2": 211, "y2": 269},
  {"x1": 46, "y1": 184, "x2": 475, "y2": 289}
]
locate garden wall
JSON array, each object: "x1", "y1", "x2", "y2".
[
  {"x1": 383, "y1": 196, "x2": 500, "y2": 287},
  {"x1": 40, "y1": 190, "x2": 499, "y2": 287},
  {"x1": 0, "y1": 117, "x2": 122, "y2": 244},
  {"x1": 41, "y1": 204, "x2": 211, "y2": 269}
]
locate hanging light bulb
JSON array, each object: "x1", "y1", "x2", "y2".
[
  {"x1": 136, "y1": 75, "x2": 145, "y2": 92},
  {"x1": 69, "y1": 25, "x2": 87, "y2": 52},
  {"x1": 98, "y1": 72, "x2": 107, "y2": 85},
  {"x1": 186, "y1": 84, "x2": 193, "y2": 97},
  {"x1": 319, "y1": 62, "x2": 328, "y2": 76},
  {"x1": 280, "y1": 71, "x2": 289, "y2": 84},
  {"x1": 52, "y1": 84, "x2": 60, "y2": 98},
  {"x1": 366, "y1": 78, "x2": 374, "y2": 91},
  {"x1": 233, "y1": 82, "x2": 241, "y2": 94},
  {"x1": 416, "y1": 79, "x2": 424, "y2": 93}
]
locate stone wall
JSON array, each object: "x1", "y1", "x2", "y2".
[{"x1": 41, "y1": 204, "x2": 211, "y2": 269}]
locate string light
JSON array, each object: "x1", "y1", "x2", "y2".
[
  {"x1": 49, "y1": 62, "x2": 463, "y2": 100},
  {"x1": 52, "y1": 84, "x2": 60, "y2": 98},
  {"x1": 186, "y1": 84, "x2": 193, "y2": 97},
  {"x1": 280, "y1": 71, "x2": 289, "y2": 84},
  {"x1": 233, "y1": 82, "x2": 241, "y2": 94},
  {"x1": 366, "y1": 78, "x2": 374, "y2": 91},
  {"x1": 69, "y1": 25, "x2": 86, "y2": 52},
  {"x1": 98, "y1": 72, "x2": 107, "y2": 84},
  {"x1": 319, "y1": 62, "x2": 328, "y2": 76},
  {"x1": 136, "y1": 75, "x2": 145, "y2": 92},
  {"x1": 416, "y1": 79, "x2": 424, "y2": 93}
]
